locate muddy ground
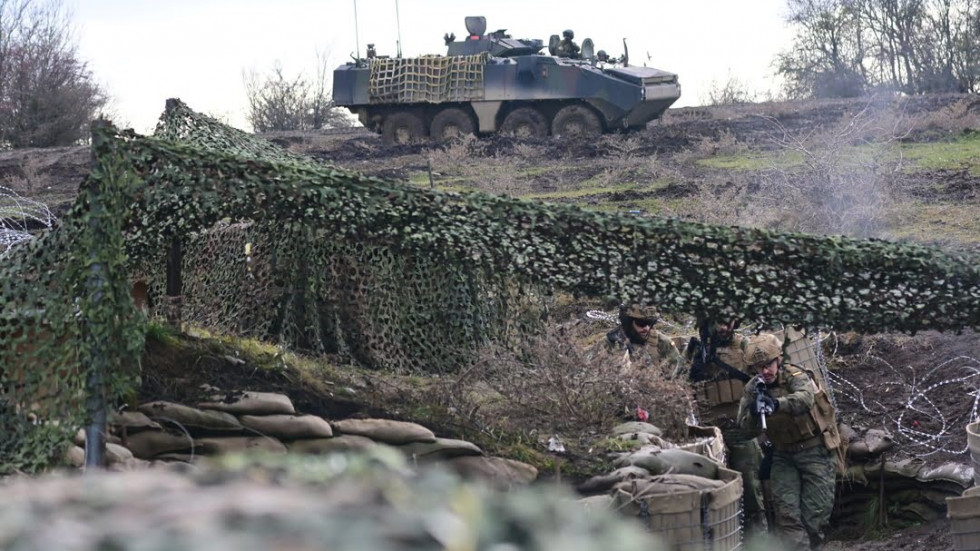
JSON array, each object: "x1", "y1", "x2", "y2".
[{"x1": 4, "y1": 93, "x2": 980, "y2": 550}]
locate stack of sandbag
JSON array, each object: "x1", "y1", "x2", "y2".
[
  {"x1": 612, "y1": 421, "x2": 725, "y2": 464},
  {"x1": 67, "y1": 388, "x2": 538, "y2": 488},
  {"x1": 65, "y1": 424, "x2": 149, "y2": 472},
  {"x1": 835, "y1": 456, "x2": 974, "y2": 527},
  {"x1": 578, "y1": 422, "x2": 741, "y2": 550}
]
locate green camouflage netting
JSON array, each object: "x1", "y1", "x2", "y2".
[{"x1": 3, "y1": 98, "x2": 980, "y2": 471}]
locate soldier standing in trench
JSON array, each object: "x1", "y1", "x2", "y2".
[
  {"x1": 737, "y1": 333, "x2": 839, "y2": 550},
  {"x1": 682, "y1": 318, "x2": 768, "y2": 537},
  {"x1": 595, "y1": 303, "x2": 684, "y2": 379}
]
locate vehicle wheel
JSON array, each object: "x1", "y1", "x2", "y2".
[
  {"x1": 500, "y1": 107, "x2": 548, "y2": 138},
  {"x1": 551, "y1": 104, "x2": 602, "y2": 137},
  {"x1": 381, "y1": 112, "x2": 427, "y2": 144},
  {"x1": 430, "y1": 108, "x2": 475, "y2": 141}
]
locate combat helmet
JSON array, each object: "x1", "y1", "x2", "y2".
[
  {"x1": 563, "y1": 29, "x2": 574, "y2": 39},
  {"x1": 745, "y1": 333, "x2": 782, "y2": 370},
  {"x1": 620, "y1": 303, "x2": 659, "y2": 322}
]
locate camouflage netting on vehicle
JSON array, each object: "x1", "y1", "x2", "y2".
[
  {"x1": 369, "y1": 53, "x2": 487, "y2": 103},
  {"x1": 4, "y1": 98, "x2": 980, "y2": 472}
]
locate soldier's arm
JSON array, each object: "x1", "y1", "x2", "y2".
[
  {"x1": 775, "y1": 366, "x2": 815, "y2": 415},
  {"x1": 736, "y1": 379, "x2": 764, "y2": 437}
]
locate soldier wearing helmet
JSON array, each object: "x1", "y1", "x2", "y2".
[
  {"x1": 593, "y1": 303, "x2": 683, "y2": 379},
  {"x1": 683, "y1": 318, "x2": 768, "y2": 536},
  {"x1": 737, "y1": 333, "x2": 839, "y2": 550},
  {"x1": 556, "y1": 29, "x2": 580, "y2": 58}
]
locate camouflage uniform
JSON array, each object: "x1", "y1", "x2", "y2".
[
  {"x1": 685, "y1": 330, "x2": 767, "y2": 536},
  {"x1": 599, "y1": 325, "x2": 683, "y2": 377},
  {"x1": 737, "y1": 336, "x2": 838, "y2": 551},
  {"x1": 588, "y1": 304, "x2": 683, "y2": 379}
]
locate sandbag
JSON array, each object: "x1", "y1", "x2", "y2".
[
  {"x1": 331, "y1": 418, "x2": 436, "y2": 445},
  {"x1": 578, "y1": 466, "x2": 651, "y2": 494},
  {"x1": 446, "y1": 456, "x2": 538, "y2": 487},
  {"x1": 847, "y1": 428, "x2": 894, "y2": 459},
  {"x1": 397, "y1": 438, "x2": 483, "y2": 459},
  {"x1": 65, "y1": 445, "x2": 85, "y2": 468},
  {"x1": 287, "y1": 435, "x2": 383, "y2": 454},
  {"x1": 238, "y1": 414, "x2": 333, "y2": 440},
  {"x1": 125, "y1": 430, "x2": 195, "y2": 459},
  {"x1": 138, "y1": 401, "x2": 242, "y2": 432},
  {"x1": 193, "y1": 436, "x2": 287, "y2": 455},
  {"x1": 74, "y1": 428, "x2": 122, "y2": 446},
  {"x1": 612, "y1": 422, "x2": 663, "y2": 437},
  {"x1": 106, "y1": 443, "x2": 135, "y2": 464},
  {"x1": 625, "y1": 448, "x2": 719, "y2": 479},
  {"x1": 108, "y1": 411, "x2": 163, "y2": 433},
  {"x1": 612, "y1": 474, "x2": 724, "y2": 499},
  {"x1": 618, "y1": 432, "x2": 671, "y2": 448},
  {"x1": 838, "y1": 423, "x2": 858, "y2": 443},
  {"x1": 918, "y1": 462, "x2": 975, "y2": 488},
  {"x1": 198, "y1": 391, "x2": 295, "y2": 416}
]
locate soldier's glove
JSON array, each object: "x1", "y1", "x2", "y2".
[{"x1": 759, "y1": 394, "x2": 778, "y2": 414}]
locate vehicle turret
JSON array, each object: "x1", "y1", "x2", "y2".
[
  {"x1": 443, "y1": 16, "x2": 544, "y2": 58},
  {"x1": 333, "y1": 16, "x2": 681, "y2": 143}
]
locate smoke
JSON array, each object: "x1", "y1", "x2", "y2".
[{"x1": 755, "y1": 95, "x2": 912, "y2": 238}]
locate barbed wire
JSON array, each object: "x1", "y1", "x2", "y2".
[
  {"x1": 0, "y1": 185, "x2": 55, "y2": 257},
  {"x1": 829, "y1": 354, "x2": 980, "y2": 456}
]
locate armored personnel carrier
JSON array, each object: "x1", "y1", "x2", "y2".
[{"x1": 333, "y1": 16, "x2": 681, "y2": 143}]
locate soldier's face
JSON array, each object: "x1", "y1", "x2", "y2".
[
  {"x1": 632, "y1": 318, "x2": 654, "y2": 338},
  {"x1": 759, "y1": 358, "x2": 779, "y2": 384},
  {"x1": 713, "y1": 320, "x2": 736, "y2": 341}
]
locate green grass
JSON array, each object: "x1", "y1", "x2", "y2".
[
  {"x1": 882, "y1": 202, "x2": 980, "y2": 244},
  {"x1": 700, "y1": 132, "x2": 980, "y2": 175},
  {"x1": 522, "y1": 182, "x2": 641, "y2": 201},
  {"x1": 899, "y1": 132, "x2": 980, "y2": 174},
  {"x1": 697, "y1": 150, "x2": 805, "y2": 170}
]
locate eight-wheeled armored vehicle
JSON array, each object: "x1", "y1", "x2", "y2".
[{"x1": 333, "y1": 16, "x2": 681, "y2": 143}]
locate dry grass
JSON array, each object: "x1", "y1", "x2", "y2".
[{"x1": 425, "y1": 321, "x2": 693, "y2": 444}]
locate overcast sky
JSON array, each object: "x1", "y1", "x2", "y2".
[{"x1": 71, "y1": 0, "x2": 794, "y2": 134}]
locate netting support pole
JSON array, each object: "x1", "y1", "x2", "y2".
[
  {"x1": 166, "y1": 237, "x2": 182, "y2": 327},
  {"x1": 83, "y1": 120, "x2": 110, "y2": 469}
]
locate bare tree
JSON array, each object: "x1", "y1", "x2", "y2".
[
  {"x1": 777, "y1": 0, "x2": 869, "y2": 99},
  {"x1": 243, "y1": 54, "x2": 352, "y2": 133},
  {"x1": 0, "y1": 0, "x2": 106, "y2": 148},
  {"x1": 777, "y1": 0, "x2": 979, "y2": 98}
]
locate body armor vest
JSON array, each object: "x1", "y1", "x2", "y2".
[
  {"x1": 693, "y1": 334, "x2": 749, "y2": 425},
  {"x1": 764, "y1": 365, "x2": 840, "y2": 453}
]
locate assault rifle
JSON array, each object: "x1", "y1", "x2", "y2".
[
  {"x1": 688, "y1": 318, "x2": 751, "y2": 383},
  {"x1": 755, "y1": 380, "x2": 774, "y2": 430}
]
